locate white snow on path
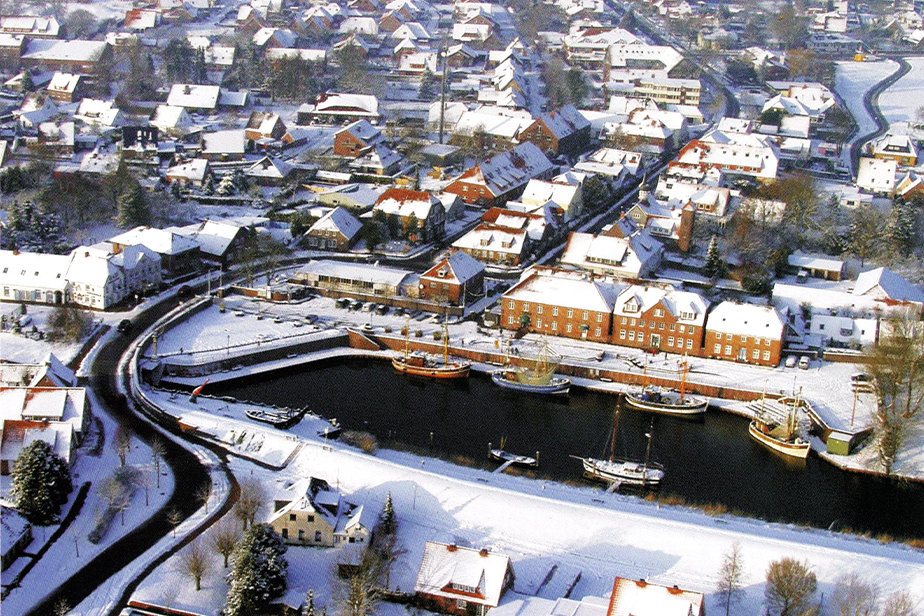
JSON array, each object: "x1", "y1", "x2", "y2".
[
  {"x1": 130, "y1": 438, "x2": 924, "y2": 616},
  {"x1": 877, "y1": 56, "x2": 924, "y2": 132}
]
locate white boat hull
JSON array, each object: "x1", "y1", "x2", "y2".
[
  {"x1": 748, "y1": 421, "x2": 811, "y2": 459},
  {"x1": 579, "y1": 456, "x2": 664, "y2": 487},
  {"x1": 625, "y1": 389, "x2": 708, "y2": 416}
]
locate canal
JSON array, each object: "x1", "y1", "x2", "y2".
[{"x1": 215, "y1": 357, "x2": 924, "y2": 540}]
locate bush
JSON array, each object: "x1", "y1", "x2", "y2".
[{"x1": 46, "y1": 304, "x2": 93, "y2": 343}]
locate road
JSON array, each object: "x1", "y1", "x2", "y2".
[{"x1": 24, "y1": 293, "x2": 237, "y2": 616}]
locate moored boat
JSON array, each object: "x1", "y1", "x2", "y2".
[
  {"x1": 245, "y1": 406, "x2": 309, "y2": 429},
  {"x1": 747, "y1": 393, "x2": 810, "y2": 460},
  {"x1": 625, "y1": 356, "x2": 707, "y2": 416},
  {"x1": 574, "y1": 407, "x2": 664, "y2": 488},
  {"x1": 491, "y1": 338, "x2": 571, "y2": 395},
  {"x1": 392, "y1": 316, "x2": 470, "y2": 379},
  {"x1": 489, "y1": 449, "x2": 539, "y2": 467}
]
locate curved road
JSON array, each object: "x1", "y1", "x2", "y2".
[
  {"x1": 24, "y1": 295, "x2": 238, "y2": 616},
  {"x1": 849, "y1": 57, "x2": 911, "y2": 175}
]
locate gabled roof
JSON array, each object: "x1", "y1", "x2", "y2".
[
  {"x1": 608, "y1": 577, "x2": 704, "y2": 616},
  {"x1": 245, "y1": 156, "x2": 293, "y2": 180},
  {"x1": 166, "y1": 158, "x2": 209, "y2": 182},
  {"x1": 308, "y1": 206, "x2": 363, "y2": 241},
  {"x1": 415, "y1": 542, "x2": 511, "y2": 608},
  {"x1": 166, "y1": 83, "x2": 221, "y2": 109},
  {"x1": 614, "y1": 284, "x2": 708, "y2": 325},
  {"x1": 0, "y1": 250, "x2": 71, "y2": 292},
  {"x1": 22, "y1": 39, "x2": 107, "y2": 64},
  {"x1": 705, "y1": 301, "x2": 785, "y2": 339},
  {"x1": 453, "y1": 142, "x2": 553, "y2": 198},
  {"x1": 375, "y1": 187, "x2": 438, "y2": 219},
  {"x1": 854, "y1": 267, "x2": 924, "y2": 303},
  {"x1": 504, "y1": 267, "x2": 623, "y2": 313},
  {"x1": 108, "y1": 226, "x2": 199, "y2": 255},
  {"x1": 422, "y1": 251, "x2": 485, "y2": 284},
  {"x1": 150, "y1": 104, "x2": 192, "y2": 129},
  {"x1": 337, "y1": 119, "x2": 382, "y2": 143}
]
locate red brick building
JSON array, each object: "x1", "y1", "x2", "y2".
[
  {"x1": 611, "y1": 285, "x2": 708, "y2": 353},
  {"x1": 703, "y1": 301, "x2": 785, "y2": 366},
  {"x1": 414, "y1": 542, "x2": 513, "y2": 616},
  {"x1": 444, "y1": 142, "x2": 554, "y2": 208},
  {"x1": 517, "y1": 105, "x2": 591, "y2": 157},
  {"x1": 333, "y1": 119, "x2": 382, "y2": 158},
  {"x1": 419, "y1": 251, "x2": 485, "y2": 305}
]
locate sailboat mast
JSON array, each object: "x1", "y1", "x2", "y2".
[
  {"x1": 679, "y1": 355, "x2": 687, "y2": 403},
  {"x1": 404, "y1": 316, "x2": 410, "y2": 361},
  {"x1": 643, "y1": 427, "x2": 653, "y2": 473},
  {"x1": 443, "y1": 308, "x2": 449, "y2": 365},
  {"x1": 609, "y1": 408, "x2": 619, "y2": 463}
]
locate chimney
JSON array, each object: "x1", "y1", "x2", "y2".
[
  {"x1": 447, "y1": 544, "x2": 457, "y2": 552},
  {"x1": 479, "y1": 549, "x2": 489, "y2": 557}
]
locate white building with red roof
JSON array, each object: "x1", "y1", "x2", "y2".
[{"x1": 414, "y1": 542, "x2": 514, "y2": 616}]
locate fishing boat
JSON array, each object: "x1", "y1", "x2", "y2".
[
  {"x1": 245, "y1": 406, "x2": 309, "y2": 429},
  {"x1": 625, "y1": 356, "x2": 708, "y2": 416},
  {"x1": 491, "y1": 339, "x2": 571, "y2": 395},
  {"x1": 392, "y1": 316, "x2": 470, "y2": 379},
  {"x1": 488, "y1": 438, "x2": 538, "y2": 467},
  {"x1": 573, "y1": 408, "x2": 664, "y2": 488},
  {"x1": 748, "y1": 392, "x2": 811, "y2": 460}
]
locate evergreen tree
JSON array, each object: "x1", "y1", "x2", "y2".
[
  {"x1": 304, "y1": 589, "x2": 316, "y2": 616},
  {"x1": 11, "y1": 440, "x2": 73, "y2": 525},
  {"x1": 20, "y1": 70, "x2": 34, "y2": 93},
  {"x1": 418, "y1": 69, "x2": 438, "y2": 100},
  {"x1": 886, "y1": 200, "x2": 919, "y2": 258},
  {"x1": 225, "y1": 524, "x2": 288, "y2": 616},
  {"x1": 703, "y1": 235, "x2": 726, "y2": 279},
  {"x1": 380, "y1": 492, "x2": 396, "y2": 535},
  {"x1": 117, "y1": 182, "x2": 152, "y2": 228}
]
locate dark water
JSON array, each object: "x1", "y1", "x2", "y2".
[{"x1": 215, "y1": 358, "x2": 924, "y2": 540}]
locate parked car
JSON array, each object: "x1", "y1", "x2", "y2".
[
  {"x1": 335, "y1": 297, "x2": 350, "y2": 309},
  {"x1": 349, "y1": 299, "x2": 363, "y2": 311},
  {"x1": 785, "y1": 355, "x2": 797, "y2": 368},
  {"x1": 798, "y1": 356, "x2": 810, "y2": 370},
  {"x1": 375, "y1": 304, "x2": 389, "y2": 315},
  {"x1": 117, "y1": 319, "x2": 133, "y2": 334}
]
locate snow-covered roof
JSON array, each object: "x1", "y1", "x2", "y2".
[
  {"x1": 415, "y1": 542, "x2": 511, "y2": 608},
  {"x1": 452, "y1": 224, "x2": 527, "y2": 256},
  {"x1": 246, "y1": 156, "x2": 293, "y2": 180},
  {"x1": 308, "y1": 206, "x2": 363, "y2": 241},
  {"x1": 149, "y1": 104, "x2": 191, "y2": 130},
  {"x1": 608, "y1": 577, "x2": 704, "y2": 616},
  {"x1": 504, "y1": 267, "x2": 623, "y2": 313},
  {"x1": 312, "y1": 92, "x2": 379, "y2": 116},
  {"x1": 422, "y1": 251, "x2": 485, "y2": 284},
  {"x1": 167, "y1": 158, "x2": 209, "y2": 182},
  {"x1": 705, "y1": 301, "x2": 784, "y2": 339},
  {"x1": 520, "y1": 179, "x2": 579, "y2": 209},
  {"x1": 166, "y1": 84, "x2": 221, "y2": 109},
  {"x1": 614, "y1": 285, "x2": 707, "y2": 325},
  {"x1": 452, "y1": 142, "x2": 553, "y2": 198},
  {"x1": 856, "y1": 157, "x2": 897, "y2": 193},
  {"x1": 560, "y1": 231, "x2": 662, "y2": 278},
  {"x1": 375, "y1": 187, "x2": 438, "y2": 220},
  {"x1": 202, "y1": 129, "x2": 246, "y2": 155},
  {"x1": 22, "y1": 39, "x2": 107, "y2": 63},
  {"x1": 47, "y1": 72, "x2": 81, "y2": 94},
  {"x1": 338, "y1": 119, "x2": 381, "y2": 143},
  {"x1": 854, "y1": 267, "x2": 924, "y2": 304},
  {"x1": 298, "y1": 260, "x2": 415, "y2": 287},
  {"x1": 788, "y1": 251, "x2": 844, "y2": 273},
  {"x1": 108, "y1": 226, "x2": 199, "y2": 256},
  {"x1": 0, "y1": 250, "x2": 71, "y2": 292}
]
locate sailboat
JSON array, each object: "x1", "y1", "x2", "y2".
[
  {"x1": 748, "y1": 390, "x2": 811, "y2": 459},
  {"x1": 625, "y1": 355, "x2": 708, "y2": 416},
  {"x1": 491, "y1": 338, "x2": 571, "y2": 395},
  {"x1": 391, "y1": 316, "x2": 470, "y2": 379},
  {"x1": 573, "y1": 408, "x2": 664, "y2": 488}
]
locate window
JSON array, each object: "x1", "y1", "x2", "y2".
[
  {"x1": 619, "y1": 330, "x2": 626, "y2": 339},
  {"x1": 509, "y1": 300, "x2": 515, "y2": 309},
  {"x1": 753, "y1": 349, "x2": 759, "y2": 359},
  {"x1": 669, "y1": 323, "x2": 676, "y2": 331},
  {"x1": 658, "y1": 322, "x2": 664, "y2": 330},
  {"x1": 596, "y1": 313, "x2": 602, "y2": 322},
  {"x1": 582, "y1": 311, "x2": 588, "y2": 320},
  {"x1": 763, "y1": 351, "x2": 771, "y2": 361},
  {"x1": 678, "y1": 324, "x2": 685, "y2": 333},
  {"x1": 567, "y1": 309, "x2": 573, "y2": 318},
  {"x1": 307, "y1": 515, "x2": 314, "y2": 522},
  {"x1": 595, "y1": 327, "x2": 601, "y2": 337},
  {"x1": 537, "y1": 305, "x2": 543, "y2": 314},
  {"x1": 282, "y1": 528, "x2": 289, "y2": 539},
  {"x1": 552, "y1": 321, "x2": 558, "y2": 331},
  {"x1": 508, "y1": 315, "x2": 515, "y2": 324},
  {"x1": 629, "y1": 331, "x2": 635, "y2": 341},
  {"x1": 764, "y1": 338, "x2": 770, "y2": 346},
  {"x1": 713, "y1": 343, "x2": 721, "y2": 354},
  {"x1": 741, "y1": 336, "x2": 747, "y2": 343},
  {"x1": 289, "y1": 513, "x2": 297, "y2": 521},
  {"x1": 566, "y1": 323, "x2": 573, "y2": 333},
  {"x1": 639, "y1": 320, "x2": 645, "y2": 327},
  {"x1": 537, "y1": 318, "x2": 543, "y2": 327},
  {"x1": 552, "y1": 307, "x2": 558, "y2": 316},
  {"x1": 686, "y1": 339, "x2": 693, "y2": 350},
  {"x1": 523, "y1": 303, "x2": 529, "y2": 311},
  {"x1": 668, "y1": 337, "x2": 674, "y2": 347},
  {"x1": 299, "y1": 530, "x2": 305, "y2": 540},
  {"x1": 638, "y1": 333, "x2": 645, "y2": 344},
  {"x1": 725, "y1": 345, "x2": 732, "y2": 355},
  {"x1": 630, "y1": 318, "x2": 636, "y2": 326},
  {"x1": 654, "y1": 308, "x2": 664, "y2": 318},
  {"x1": 621, "y1": 317, "x2": 627, "y2": 324},
  {"x1": 315, "y1": 531, "x2": 322, "y2": 542}
]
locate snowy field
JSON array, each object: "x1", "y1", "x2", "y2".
[
  {"x1": 126, "y1": 431, "x2": 924, "y2": 616},
  {"x1": 876, "y1": 56, "x2": 924, "y2": 134},
  {"x1": 834, "y1": 59, "x2": 898, "y2": 156}
]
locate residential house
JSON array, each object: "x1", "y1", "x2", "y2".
[
  {"x1": 607, "y1": 577, "x2": 704, "y2": 616},
  {"x1": 517, "y1": 105, "x2": 591, "y2": 157},
  {"x1": 268, "y1": 477, "x2": 372, "y2": 547},
  {"x1": 170, "y1": 219, "x2": 249, "y2": 267},
  {"x1": 519, "y1": 176, "x2": 583, "y2": 221},
  {"x1": 419, "y1": 251, "x2": 485, "y2": 305},
  {"x1": 560, "y1": 231, "x2": 663, "y2": 279},
  {"x1": 166, "y1": 158, "x2": 210, "y2": 188},
  {"x1": 414, "y1": 542, "x2": 514, "y2": 616},
  {"x1": 482, "y1": 205, "x2": 563, "y2": 252},
  {"x1": 304, "y1": 207, "x2": 363, "y2": 251},
  {"x1": 200, "y1": 129, "x2": 247, "y2": 161},
  {"x1": 856, "y1": 156, "x2": 897, "y2": 196},
  {"x1": 245, "y1": 156, "x2": 299, "y2": 186},
  {"x1": 500, "y1": 266, "x2": 622, "y2": 342},
  {"x1": 0, "y1": 34, "x2": 26, "y2": 71},
  {"x1": 1, "y1": 506, "x2": 32, "y2": 570},
  {"x1": 634, "y1": 77, "x2": 701, "y2": 106},
  {"x1": 872, "y1": 133, "x2": 917, "y2": 166},
  {"x1": 373, "y1": 188, "x2": 446, "y2": 242},
  {"x1": 611, "y1": 284, "x2": 707, "y2": 353},
  {"x1": 444, "y1": 142, "x2": 554, "y2": 207},
  {"x1": 704, "y1": 301, "x2": 785, "y2": 366},
  {"x1": 107, "y1": 226, "x2": 200, "y2": 278},
  {"x1": 245, "y1": 111, "x2": 286, "y2": 142},
  {"x1": 334, "y1": 119, "x2": 383, "y2": 158},
  {"x1": 0, "y1": 15, "x2": 61, "y2": 38},
  {"x1": 166, "y1": 84, "x2": 221, "y2": 111},
  {"x1": 0, "y1": 385, "x2": 87, "y2": 473},
  {"x1": 452, "y1": 223, "x2": 530, "y2": 266},
  {"x1": 895, "y1": 171, "x2": 924, "y2": 201},
  {"x1": 21, "y1": 39, "x2": 111, "y2": 74},
  {"x1": 65, "y1": 247, "x2": 129, "y2": 309},
  {"x1": 621, "y1": 187, "x2": 695, "y2": 252},
  {"x1": 672, "y1": 124, "x2": 779, "y2": 181},
  {"x1": 46, "y1": 72, "x2": 86, "y2": 103},
  {"x1": 298, "y1": 92, "x2": 380, "y2": 125},
  {"x1": 854, "y1": 266, "x2": 924, "y2": 313},
  {"x1": 149, "y1": 105, "x2": 193, "y2": 136},
  {"x1": 0, "y1": 250, "x2": 71, "y2": 305},
  {"x1": 315, "y1": 183, "x2": 387, "y2": 213},
  {"x1": 788, "y1": 251, "x2": 845, "y2": 281},
  {"x1": 74, "y1": 99, "x2": 126, "y2": 128}
]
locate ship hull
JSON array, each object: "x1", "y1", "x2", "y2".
[
  {"x1": 491, "y1": 371, "x2": 571, "y2": 395},
  {"x1": 579, "y1": 456, "x2": 664, "y2": 487},
  {"x1": 392, "y1": 357, "x2": 470, "y2": 379},
  {"x1": 625, "y1": 390, "x2": 708, "y2": 416},
  {"x1": 748, "y1": 421, "x2": 811, "y2": 459}
]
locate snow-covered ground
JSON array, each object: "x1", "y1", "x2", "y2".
[
  {"x1": 127, "y1": 429, "x2": 924, "y2": 616},
  {"x1": 834, "y1": 59, "x2": 898, "y2": 166},
  {"x1": 876, "y1": 56, "x2": 924, "y2": 136}
]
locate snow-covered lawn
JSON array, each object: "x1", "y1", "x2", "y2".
[
  {"x1": 834, "y1": 59, "x2": 898, "y2": 162},
  {"x1": 877, "y1": 56, "x2": 924, "y2": 135},
  {"x1": 128, "y1": 434, "x2": 924, "y2": 616}
]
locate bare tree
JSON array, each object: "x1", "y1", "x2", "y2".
[
  {"x1": 234, "y1": 480, "x2": 265, "y2": 530},
  {"x1": 195, "y1": 483, "x2": 211, "y2": 513},
  {"x1": 114, "y1": 424, "x2": 132, "y2": 467},
  {"x1": 333, "y1": 546, "x2": 386, "y2": 616},
  {"x1": 210, "y1": 518, "x2": 241, "y2": 568},
  {"x1": 832, "y1": 572, "x2": 878, "y2": 616},
  {"x1": 166, "y1": 507, "x2": 183, "y2": 538},
  {"x1": 881, "y1": 591, "x2": 917, "y2": 616},
  {"x1": 180, "y1": 539, "x2": 211, "y2": 591},
  {"x1": 765, "y1": 558, "x2": 818, "y2": 616},
  {"x1": 151, "y1": 435, "x2": 166, "y2": 488},
  {"x1": 716, "y1": 542, "x2": 745, "y2": 616}
]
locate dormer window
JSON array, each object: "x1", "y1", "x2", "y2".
[{"x1": 624, "y1": 301, "x2": 639, "y2": 313}]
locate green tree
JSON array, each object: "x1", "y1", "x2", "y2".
[
  {"x1": 379, "y1": 492, "x2": 396, "y2": 535},
  {"x1": 362, "y1": 221, "x2": 385, "y2": 251},
  {"x1": 225, "y1": 524, "x2": 288, "y2": 616},
  {"x1": 847, "y1": 203, "x2": 882, "y2": 266},
  {"x1": 566, "y1": 68, "x2": 588, "y2": 107},
  {"x1": 765, "y1": 558, "x2": 818, "y2": 616},
  {"x1": 703, "y1": 235, "x2": 726, "y2": 279},
  {"x1": 163, "y1": 38, "x2": 196, "y2": 84},
  {"x1": 885, "y1": 200, "x2": 919, "y2": 258},
  {"x1": 117, "y1": 182, "x2": 152, "y2": 228},
  {"x1": 11, "y1": 440, "x2": 73, "y2": 525},
  {"x1": 65, "y1": 8, "x2": 97, "y2": 38}
]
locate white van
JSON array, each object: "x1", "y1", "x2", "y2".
[{"x1": 798, "y1": 356, "x2": 810, "y2": 370}]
